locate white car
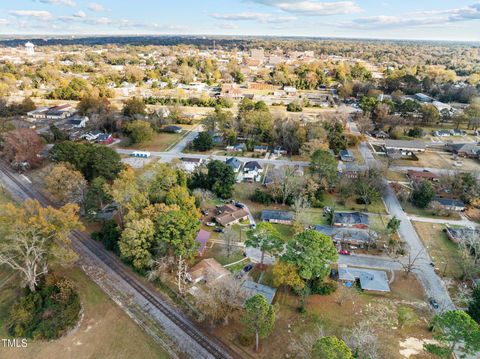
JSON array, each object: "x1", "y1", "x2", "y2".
[{"x1": 206, "y1": 222, "x2": 216, "y2": 227}]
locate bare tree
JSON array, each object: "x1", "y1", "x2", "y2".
[
  {"x1": 288, "y1": 324, "x2": 325, "y2": 358},
  {"x1": 270, "y1": 166, "x2": 305, "y2": 205},
  {"x1": 220, "y1": 227, "x2": 238, "y2": 258},
  {"x1": 195, "y1": 277, "x2": 243, "y2": 326},
  {"x1": 343, "y1": 321, "x2": 379, "y2": 359},
  {"x1": 0, "y1": 228, "x2": 49, "y2": 291}
]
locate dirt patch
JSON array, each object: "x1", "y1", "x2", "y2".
[{"x1": 399, "y1": 337, "x2": 437, "y2": 358}]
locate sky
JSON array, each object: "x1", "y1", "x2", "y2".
[{"x1": 1, "y1": 1, "x2": 480, "y2": 41}]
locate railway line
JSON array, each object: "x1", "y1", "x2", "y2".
[{"x1": 0, "y1": 162, "x2": 237, "y2": 359}]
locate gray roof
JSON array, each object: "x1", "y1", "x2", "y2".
[
  {"x1": 314, "y1": 225, "x2": 373, "y2": 243},
  {"x1": 333, "y1": 212, "x2": 369, "y2": 226},
  {"x1": 450, "y1": 143, "x2": 480, "y2": 155},
  {"x1": 226, "y1": 157, "x2": 242, "y2": 169},
  {"x1": 241, "y1": 280, "x2": 277, "y2": 304},
  {"x1": 338, "y1": 265, "x2": 390, "y2": 292},
  {"x1": 434, "y1": 197, "x2": 466, "y2": 208},
  {"x1": 261, "y1": 210, "x2": 294, "y2": 221},
  {"x1": 244, "y1": 161, "x2": 262, "y2": 170},
  {"x1": 385, "y1": 139, "x2": 426, "y2": 150}
]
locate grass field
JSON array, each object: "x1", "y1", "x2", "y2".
[
  {"x1": 322, "y1": 193, "x2": 387, "y2": 215},
  {"x1": 412, "y1": 222, "x2": 463, "y2": 279},
  {"x1": 0, "y1": 268, "x2": 171, "y2": 359}
]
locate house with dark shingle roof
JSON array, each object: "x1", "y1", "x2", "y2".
[
  {"x1": 261, "y1": 210, "x2": 294, "y2": 225},
  {"x1": 244, "y1": 161, "x2": 263, "y2": 173},
  {"x1": 449, "y1": 143, "x2": 480, "y2": 159},
  {"x1": 333, "y1": 212, "x2": 369, "y2": 229},
  {"x1": 314, "y1": 225, "x2": 374, "y2": 246},
  {"x1": 226, "y1": 157, "x2": 242, "y2": 172},
  {"x1": 433, "y1": 197, "x2": 466, "y2": 212}
]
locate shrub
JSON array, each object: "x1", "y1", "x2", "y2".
[
  {"x1": 251, "y1": 188, "x2": 273, "y2": 205},
  {"x1": 287, "y1": 102, "x2": 303, "y2": 112},
  {"x1": 310, "y1": 279, "x2": 338, "y2": 295},
  {"x1": 92, "y1": 219, "x2": 121, "y2": 252},
  {"x1": 7, "y1": 274, "x2": 81, "y2": 340}
]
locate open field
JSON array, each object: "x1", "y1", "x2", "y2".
[
  {"x1": 0, "y1": 268, "x2": 171, "y2": 359},
  {"x1": 322, "y1": 192, "x2": 387, "y2": 215},
  {"x1": 213, "y1": 271, "x2": 434, "y2": 359},
  {"x1": 412, "y1": 222, "x2": 463, "y2": 279}
]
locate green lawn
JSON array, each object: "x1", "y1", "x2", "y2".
[{"x1": 322, "y1": 193, "x2": 387, "y2": 215}]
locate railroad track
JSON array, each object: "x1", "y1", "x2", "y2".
[{"x1": 0, "y1": 162, "x2": 237, "y2": 359}]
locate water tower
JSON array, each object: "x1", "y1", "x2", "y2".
[{"x1": 25, "y1": 42, "x2": 35, "y2": 56}]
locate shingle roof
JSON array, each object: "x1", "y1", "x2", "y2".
[
  {"x1": 333, "y1": 212, "x2": 369, "y2": 226},
  {"x1": 385, "y1": 139, "x2": 426, "y2": 150},
  {"x1": 241, "y1": 280, "x2": 277, "y2": 304},
  {"x1": 338, "y1": 265, "x2": 390, "y2": 292},
  {"x1": 261, "y1": 210, "x2": 294, "y2": 221}
]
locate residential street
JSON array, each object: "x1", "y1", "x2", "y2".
[{"x1": 348, "y1": 117, "x2": 456, "y2": 312}]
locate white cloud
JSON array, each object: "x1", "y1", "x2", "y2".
[
  {"x1": 0, "y1": 19, "x2": 9, "y2": 26},
  {"x1": 351, "y1": 2, "x2": 480, "y2": 29},
  {"x1": 10, "y1": 10, "x2": 53, "y2": 21},
  {"x1": 73, "y1": 10, "x2": 86, "y2": 18},
  {"x1": 38, "y1": 0, "x2": 76, "y2": 7},
  {"x1": 251, "y1": 0, "x2": 362, "y2": 16},
  {"x1": 211, "y1": 12, "x2": 296, "y2": 23},
  {"x1": 88, "y1": 2, "x2": 105, "y2": 12}
]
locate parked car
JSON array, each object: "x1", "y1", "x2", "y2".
[
  {"x1": 429, "y1": 298, "x2": 439, "y2": 309},
  {"x1": 214, "y1": 227, "x2": 225, "y2": 233},
  {"x1": 206, "y1": 222, "x2": 216, "y2": 227},
  {"x1": 234, "y1": 202, "x2": 245, "y2": 209},
  {"x1": 201, "y1": 209, "x2": 209, "y2": 216},
  {"x1": 339, "y1": 250, "x2": 351, "y2": 255},
  {"x1": 243, "y1": 264, "x2": 254, "y2": 272}
]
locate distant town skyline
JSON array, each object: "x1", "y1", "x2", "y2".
[{"x1": 1, "y1": 1, "x2": 480, "y2": 41}]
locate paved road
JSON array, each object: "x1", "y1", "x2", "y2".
[
  {"x1": 348, "y1": 117, "x2": 456, "y2": 311},
  {"x1": 338, "y1": 254, "x2": 402, "y2": 270},
  {"x1": 407, "y1": 214, "x2": 479, "y2": 228},
  {"x1": 117, "y1": 148, "x2": 310, "y2": 167},
  {"x1": 169, "y1": 125, "x2": 203, "y2": 154}
]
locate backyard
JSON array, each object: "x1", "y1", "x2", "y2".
[{"x1": 213, "y1": 269, "x2": 435, "y2": 359}]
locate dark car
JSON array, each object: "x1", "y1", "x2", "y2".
[
  {"x1": 214, "y1": 227, "x2": 225, "y2": 233},
  {"x1": 243, "y1": 264, "x2": 254, "y2": 272},
  {"x1": 429, "y1": 298, "x2": 439, "y2": 309},
  {"x1": 234, "y1": 202, "x2": 245, "y2": 209}
]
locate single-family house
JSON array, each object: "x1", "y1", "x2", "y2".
[
  {"x1": 338, "y1": 265, "x2": 390, "y2": 292},
  {"x1": 433, "y1": 129, "x2": 451, "y2": 137},
  {"x1": 254, "y1": 145, "x2": 269, "y2": 153},
  {"x1": 449, "y1": 143, "x2": 480, "y2": 159},
  {"x1": 384, "y1": 140, "x2": 426, "y2": 154},
  {"x1": 226, "y1": 157, "x2": 242, "y2": 173},
  {"x1": 215, "y1": 204, "x2": 249, "y2": 227},
  {"x1": 181, "y1": 157, "x2": 203, "y2": 172},
  {"x1": 433, "y1": 197, "x2": 466, "y2": 212},
  {"x1": 240, "y1": 280, "x2": 277, "y2": 304},
  {"x1": 339, "y1": 150, "x2": 355, "y2": 162},
  {"x1": 187, "y1": 258, "x2": 230, "y2": 284},
  {"x1": 314, "y1": 225, "x2": 374, "y2": 247},
  {"x1": 407, "y1": 170, "x2": 439, "y2": 184},
  {"x1": 261, "y1": 210, "x2": 294, "y2": 225},
  {"x1": 96, "y1": 133, "x2": 114, "y2": 144},
  {"x1": 333, "y1": 212, "x2": 369, "y2": 229},
  {"x1": 371, "y1": 130, "x2": 389, "y2": 139},
  {"x1": 27, "y1": 104, "x2": 73, "y2": 121},
  {"x1": 244, "y1": 161, "x2": 263, "y2": 174},
  {"x1": 66, "y1": 116, "x2": 89, "y2": 129}
]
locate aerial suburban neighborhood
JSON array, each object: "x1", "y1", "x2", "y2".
[{"x1": 0, "y1": 1, "x2": 479, "y2": 359}]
